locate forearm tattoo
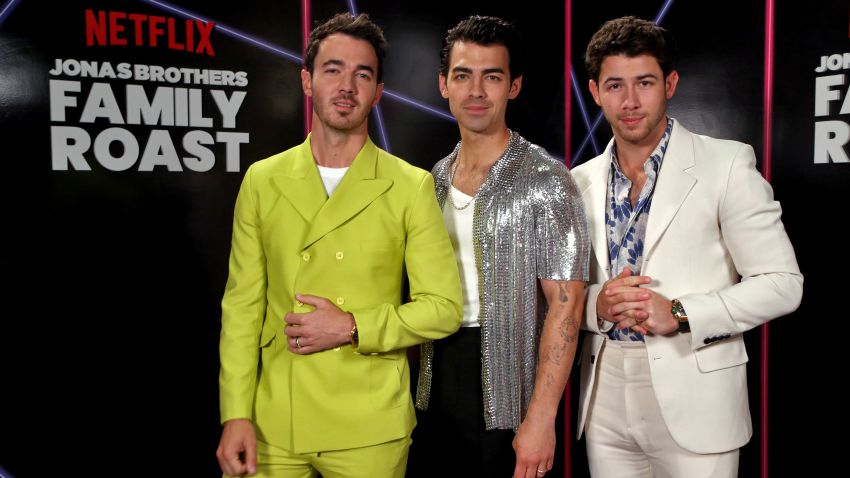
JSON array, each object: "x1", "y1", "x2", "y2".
[
  {"x1": 558, "y1": 283, "x2": 569, "y2": 303},
  {"x1": 539, "y1": 284, "x2": 580, "y2": 386}
]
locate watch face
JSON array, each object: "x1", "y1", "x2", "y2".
[{"x1": 672, "y1": 299, "x2": 687, "y2": 320}]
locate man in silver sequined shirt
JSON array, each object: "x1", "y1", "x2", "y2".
[{"x1": 407, "y1": 15, "x2": 590, "y2": 478}]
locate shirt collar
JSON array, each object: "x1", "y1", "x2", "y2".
[{"x1": 610, "y1": 117, "x2": 675, "y2": 179}]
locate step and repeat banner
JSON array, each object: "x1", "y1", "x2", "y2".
[{"x1": 0, "y1": 0, "x2": 843, "y2": 476}]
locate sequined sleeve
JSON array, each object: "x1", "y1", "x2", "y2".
[{"x1": 532, "y1": 158, "x2": 590, "y2": 282}]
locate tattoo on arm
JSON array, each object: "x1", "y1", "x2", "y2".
[
  {"x1": 558, "y1": 283, "x2": 569, "y2": 303},
  {"x1": 560, "y1": 317, "x2": 578, "y2": 344}
]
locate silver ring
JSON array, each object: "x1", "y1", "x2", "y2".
[
  {"x1": 537, "y1": 470, "x2": 545, "y2": 475},
  {"x1": 295, "y1": 336, "x2": 302, "y2": 348}
]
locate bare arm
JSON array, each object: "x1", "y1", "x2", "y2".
[{"x1": 513, "y1": 279, "x2": 585, "y2": 478}]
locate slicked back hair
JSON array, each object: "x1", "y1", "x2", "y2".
[{"x1": 440, "y1": 15, "x2": 524, "y2": 81}]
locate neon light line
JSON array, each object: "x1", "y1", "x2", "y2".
[
  {"x1": 571, "y1": 68, "x2": 600, "y2": 156},
  {"x1": 346, "y1": 0, "x2": 390, "y2": 151},
  {"x1": 0, "y1": 0, "x2": 22, "y2": 26},
  {"x1": 302, "y1": 0, "x2": 311, "y2": 136},
  {"x1": 653, "y1": 0, "x2": 676, "y2": 24},
  {"x1": 372, "y1": 103, "x2": 391, "y2": 152},
  {"x1": 760, "y1": 1, "x2": 775, "y2": 477},
  {"x1": 570, "y1": 112, "x2": 606, "y2": 167},
  {"x1": 571, "y1": 0, "x2": 677, "y2": 165},
  {"x1": 140, "y1": 0, "x2": 302, "y2": 62},
  {"x1": 382, "y1": 91, "x2": 455, "y2": 122},
  {"x1": 138, "y1": 0, "x2": 454, "y2": 131}
]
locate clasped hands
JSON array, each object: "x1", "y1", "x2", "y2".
[{"x1": 596, "y1": 268, "x2": 678, "y2": 335}]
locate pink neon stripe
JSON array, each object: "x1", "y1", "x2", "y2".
[
  {"x1": 761, "y1": 1, "x2": 775, "y2": 477},
  {"x1": 564, "y1": 0, "x2": 572, "y2": 170},
  {"x1": 563, "y1": 2, "x2": 572, "y2": 477},
  {"x1": 302, "y1": 0, "x2": 312, "y2": 136}
]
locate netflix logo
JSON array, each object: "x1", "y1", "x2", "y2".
[{"x1": 85, "y1": 9, "x2": 215, "y2": 56}]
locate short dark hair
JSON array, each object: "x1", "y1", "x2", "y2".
[
  {"x1": 304, "y1": 13, "x2": 388, "y2": 82},
  {"x1": 440, "y1": 15, "x2": 524, "y2": 81},
  {"x1": 584, "y1": 16, "x2": 675, "y2": 83}
]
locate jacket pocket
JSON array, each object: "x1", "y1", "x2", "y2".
[
  {"x1": 259, "y1": 319, "x2": 278, "y2": 348},
  {"x1": 694, "y1": 335, "x2": 748, "y2": 372},
  {"x1": 370, "y1": 352, "x2": 405, "y2": 409}
]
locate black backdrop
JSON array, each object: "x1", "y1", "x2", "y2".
[{"x1": 0, "y1": 1, "x2": 843, "y2": 476}]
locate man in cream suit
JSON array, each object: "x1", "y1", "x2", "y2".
[
  {"x1": 572, "y1": 16, "x2": 802, "y2": 477},
  {"x1": 215, "y1": 13, "x2": 462, "y2": 478}
]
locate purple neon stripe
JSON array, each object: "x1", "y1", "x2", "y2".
[
  {"x1": 382, "y1": 90, "x2": 455, "y2": 122},
  {"x1": 572, "y1": 0, "x2": 677, "y2": 166},
  {"x1": 372, "y1": 102, "x2": 391, "y2": 152},
  {"x1": 139, "y1": 0, "x2": 452, "y2": 130},
  {"x1": 0, "y1": 0, "x2": 22, "y2": 26},
  {"x1": 346, "y1": 0, "x2": 390, "y2": 151},
  {"x1": 570, "y1": 67, "x2": 601, "y2": 158},
  {"x1": 139, "y1": 0, "x2": 302, "y2": 62},
  {"x1": 653, "y1": 0, "x2": 676, "y2": 24}
]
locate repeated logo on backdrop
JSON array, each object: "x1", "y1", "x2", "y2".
[
  {"x1": 48, "y1": 9, "x2": 250, "y2": 172},
  {"x1": 812, "y1": 10, "x2": 850, "y2": 163}
]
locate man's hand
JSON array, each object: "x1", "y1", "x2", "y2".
[
  {"x1": 625, "y1": 289, "x2": 678, "y2": 335},
  {"x1": 216, "y1": 419, "x2": 257, "y2": 477},
  {"x1": 600, "y1": 274, "x2": 678, "y2": 335},
  {"x1": 284, "y1": 293, "x2": 355, "y2": 354},
  {"x1": 512, "y1": 414, "x2": 555, "y2": 478},
  {"x1": 596, "y1": 267, "x2": 652, "y2": 326}
]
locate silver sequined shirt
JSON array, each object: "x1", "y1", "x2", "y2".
[{"x1": 415, "y1": 131, "x2": 590, "y2": 430}]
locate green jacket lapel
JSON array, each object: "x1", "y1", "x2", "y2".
[
  {"x1": 302, "y1": 138, "x2": 393, "y2": 250},
  {"x1": 273, "y1": 137, "x2": 328, "y2": 223}
]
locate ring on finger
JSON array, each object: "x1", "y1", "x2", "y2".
[{"x1": 295, "y1": 336, "x2": 302, "y2": 348}]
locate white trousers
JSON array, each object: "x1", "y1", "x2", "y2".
[{"x1": 585, "y1": 340, "x2": 739, "y2": 478}]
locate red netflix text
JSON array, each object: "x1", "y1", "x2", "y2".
[{"x1": 85, "y1": 9, "x2": 215, "y2": 57}]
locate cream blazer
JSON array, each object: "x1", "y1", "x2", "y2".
[{"x1": 571, "y1": 120, "x2": 802, "y2": 454}]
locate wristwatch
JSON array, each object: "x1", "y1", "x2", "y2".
[
  {"x1": 671, "y1": 299, "x2": 690, "y2": 332},
  {"x1": 349, "y1": 316, "x2": 359, "y2": 348}
]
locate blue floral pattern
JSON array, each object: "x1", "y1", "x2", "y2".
[{"x1": 606, "y1": 118, "x2": 674, "y2": 342}]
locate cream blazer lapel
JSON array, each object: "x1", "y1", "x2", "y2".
[
  {"x1": 643, "y1": 120, "x2": 697, "y2": 257},
  {"x1": 579, "y1": 145, "x2": 613, "y2": 282}
]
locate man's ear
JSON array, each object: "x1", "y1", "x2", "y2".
[
  {"x1": 439, "y1": 74, "x2": 449, "y2": 99},
  {"x1": 589, "y1": 79, "x2": 601, "y2": 106},
  {"x1": 371, "y1": 83, "x2": 384, "y2": 107},
  {"x1": 301, "y1": 69, "x2": 313, "y2": 97},
  {"x1": 665, "y1": 70, "x2": 680, "y2": 100},
  {"x1": 508, "y1": 75, "x2": 523, "y2": 99}
]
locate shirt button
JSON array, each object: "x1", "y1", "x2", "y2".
[
  {"x1": 335, "y1": 251, "x2": 344, "y2": 260},
  {"x1": 302, "y1": 252, "x2": 311, "y2": 261},
  {"x1": 336, "y1": 297, "x2": 345, "y2": 305}
]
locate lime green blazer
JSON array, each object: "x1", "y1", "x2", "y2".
[{"x1": 219, "y1": 136, "x2": 462, "y2": 453}]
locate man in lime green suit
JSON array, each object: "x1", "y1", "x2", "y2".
[{"x1": 215, "y1": 13, "x2": 462, "y2": 478}]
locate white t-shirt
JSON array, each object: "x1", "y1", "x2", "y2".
[
  {"x1": 442, "y1": 186, "x2": 481, "y2": 328},
  {"x1": 317, "y1": 165, "x2": 349, "y2": 196}
]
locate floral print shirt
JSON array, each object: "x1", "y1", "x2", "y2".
[{"x1": 606, "y1": 118, "x2": 674, "y2": 342}]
